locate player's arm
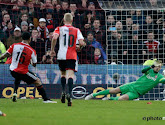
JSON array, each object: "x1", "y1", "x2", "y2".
[
  {"x1": 31, "y1": 52, "x2": 37, "y2": 67},
  {"x1": 160, "y1": 70, "x2": 165, "y2": 84},
  {"x1": 159, "y1": 78, "x2": 165, "y2": 84},
  {"x1": 51, "y1": 34, "x2": 59, "y2": 51},
  {"x1": 50, "y1": 33, "x2": 59, "y2": 56},
  {"x1": 76, "y1": 29, "x2": 86, "y2": 51},
  {"x1": 77, "y1": 39, "x2": 86, "y2": 51},
  {"x1": 30, "y1": 60, "x2": 36, "y2": 67},
  {"x1": 141, "y1": 67, "x2": 151, "y2": 73},
  {"x1": 0, "y1": 52, "x2": 11, "y2": 60}
]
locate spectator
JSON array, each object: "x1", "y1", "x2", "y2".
[
  {"x1": 58, "y1": 0, "x2": 69, "y2": 23},
  {"x1": 157, "y1": 19, "x2": 165, "y2": 39},
  {"x1": 159, "y1": 33, "x2": 165, "y2": 64},
  {"x1": 14, "y1": 6, "x2": 28, "y2": 26},
  {"x1": 21, "y1": 21, "x2": 29, "y2": 33},
  {"x1": 37, "y1": 18, "x2": 49, "y2": 40},
  {"x1": 45, "y1": 9, "x2": 58, "y2": 32},
  {"x1": 40, "y1": 0, "x2": 53, "y2": 10},
  {"x1": 52, "y1": 0, "x2": 60, "y2": 6},
  {"x1": 87, "y1": 1, "x2": 105, "y2": 25},
  {"x1": 142, "y1": 15, "x2": 156, "y2": 39},
  {"x1": 147, "y1": 0, "x2": 163, "y2": 8},
  {"x1": 29, "y1": 23, "x2": 34, "y2": 33},
  {"x1": 69, "y1": 2, "x2": 81, "y2": 28},
  {"x1": 81, "y1": 10, "x2": 95, "y2": 35},
  {"x1": 80, "y1": 31, "x2": 107, "y2": 64},
  {"x1": 94, "y1": 48, "x2": 105, "y2": 64},
  {"x1": 53, "y1": 4, "x2": 61, "y2": 25},
  {"x1": 6, "y1": 27, "x2": 22, "y2": 48},
  {"x1": 5, "y1": 21, "x2": 14, "y2": 38},
  {"x1": 0, "y1": 24, "x2": 7, "y2": 44},
  {"x1": 108, "y1": 30, "x2": 126, "y2": 63},
  {"x1": 107, "y1": 15, "x2": 116, "y2": 31},
  {"x1": 30, "y1": 28, "x2": 45, "y2": 62},
  {"x1": 17, "y1": 0, "x2": 25, "y2": 6},
  {"x1": 1, "y1": 13, "x2": 11, "y2": 31},
  {"x1": 0, "y1": 9, "x2": 8, "y2": 22},
  {"x1": 127, "y1": 32, "x2": 143, "y2": 64},
  {"x1": 115, "y1": 21, "x2": 123, "y2": 33},
  {"x1": 28, "y1": 0, "x2": 37, "y2": 22},
  {"x1": 0, "y1": 40, "x2": 7, "y2": 63},
  {"x1": 19, "y1": 6, "x2": 28, "y2": 15},
  {"x1": 143, "y1": 31, "x2": 160, "y2": 59},
  {"x1": 132, "y1": 9, "x2": 144, "y2": 25},
  {"x1": 41, "y1": 50, "x2": 57, "y2": 64},
  {"x1": 123, "y1": 16, "x2": 133, "y2": 40},
  {"x1": 19, "y1": 13, "x2": 32, "y2": 26},
  {"x1": 91, "y1": 19, "x2": 106, "y2": 46}
]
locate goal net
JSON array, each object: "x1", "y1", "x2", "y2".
[{"x1": 99, "y1": 0, "x2": 165, "y2": 100}]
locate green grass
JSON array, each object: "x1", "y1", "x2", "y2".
[{"x1": 0, "y1": 99, "x2": 165, "y2": 125}]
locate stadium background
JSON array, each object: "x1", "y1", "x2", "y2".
[{"x1": 0, "y1": 0, "x2": 165, "y2": 100}]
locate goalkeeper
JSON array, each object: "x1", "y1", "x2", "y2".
[{"x1": 85, "y1": 60, "x2": 165, "y2": 100}]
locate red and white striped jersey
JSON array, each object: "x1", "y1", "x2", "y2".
[
  {"x1": 7, "y1": 42, "x2": 37, "y2": 74},
  {"x1": 144, "y1": 40, "x2": 160, "y2": 53},
  {"x1": 53, "y1": 24, "x2": 84, "y2": 60}
]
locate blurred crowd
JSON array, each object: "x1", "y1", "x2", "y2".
[{"x1": 0, "y1": 0, "x2": 165, "y2": 65}]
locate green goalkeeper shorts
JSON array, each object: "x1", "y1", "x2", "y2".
[{"x1": 119, "y1": 83, "x2": 140, "y2": 100}]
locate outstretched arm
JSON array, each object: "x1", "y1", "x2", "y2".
[
  {"x1": 0, "y1": 52, "x2": 11, "y2": 60},
  {"x1": 141, "y1": 66, "x2": 151, "y2": 73},
  {"x1": 160, "y1": 70, "x2": 165, "y2": 84},
  {"x1": 159, "y1": 78, "x2": 165, "y2": 84}
]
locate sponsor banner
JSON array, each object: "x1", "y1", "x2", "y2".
[
  {"x1": 0, "y1": 84, "x2": 164, "y2": 100},
  {"x1": 1, "y1": 64, "x2": 164, "y2": 84}
]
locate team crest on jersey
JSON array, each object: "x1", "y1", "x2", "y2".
[{"x1": 155, "y1": 75, "x2": 157, "y2": 79}]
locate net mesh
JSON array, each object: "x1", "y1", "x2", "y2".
[{"x1": 100, "y1": 0, "x2": 165, "y2": 100}]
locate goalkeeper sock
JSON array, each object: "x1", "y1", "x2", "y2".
[
  {"x1": 37, "y1": 85, "x2": 48, "y2": 100},
  {"x1": 61, "y1": 77, "x2": 66, "y2": 93},
  {"x1": 68, "y1": 78, "x2": 73, "y2": 97},
  {"x1": 109, "y1": 97, "x2": 119, "y2": 100},
  {"x1": 14, "y1": 79, "x2": 20, "y2": 94},
  {"x1": 93, "y1": 89, "x2": 110, "y2": 97}
]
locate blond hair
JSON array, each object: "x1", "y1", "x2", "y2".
[{"x1": 64, "y1": 13, "x2": 73, "y2": 23}]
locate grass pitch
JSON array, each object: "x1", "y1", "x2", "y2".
[{"x1": 0, "y1": 99, "x2": 165, "y2": 125}]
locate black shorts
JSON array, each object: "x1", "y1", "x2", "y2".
[
  {"x1": 58, "y1": 59, "x2": 78, "y2": 72},
  {"x1": 10, "y1": 71, "x2": 38, "y2": 85}
]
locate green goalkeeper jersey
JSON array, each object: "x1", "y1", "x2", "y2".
[{"x1": 129, "y1": 67, "x2": 165, "y2": 95}]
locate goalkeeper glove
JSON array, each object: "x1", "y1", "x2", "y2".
[{"x1": 163, "y1": 70, "x2": 165, "y2": 76}]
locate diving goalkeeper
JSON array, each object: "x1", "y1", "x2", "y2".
[{"x1": 85, "y1": 60, "x2": 165, "y2": 100}]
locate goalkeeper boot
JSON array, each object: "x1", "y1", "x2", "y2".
[
  {"x1": 102, "y1": 97, "x2": 110, "y2": 100},
  {"x1": 43, "y1": 99, "x2": 57, "y2": 103},
  {"x1": 61, "y1": 92, "x2": 66, "y2": 103},
  {"x1": 12, "y1": 93, "x2": 17, "y2": 102},
  {"x1": 85, "y1": 94, "x2": 94, "y2": 100},
  {"x1": 66, "y1": 94, "x2": 72, "y2": 106}
]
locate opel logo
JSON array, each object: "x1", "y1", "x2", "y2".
[{"x1": 72, "y1": 86, "x2": 88, "y2": 99}]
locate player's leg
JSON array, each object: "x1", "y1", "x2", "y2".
[
  {"x1": 65, "y1": 59, "x2": 77, "y2": 106},
  {"x1": 10, "y1": 71, "x2": 21, "y2": 102},
  {"x1": 58, "y1": 60, "x2": 67, "y2": 103},
  {"x1": 66, "y1": 69, "x2": 74, "y2": 106},
  {"x1": 12, "y1": 79, "x2": 21, "y2": 102},
  {"x1": 61, "y1": 71, "x2": 66, "y2": 103},
  {"x1": 23, "y1": 71, "x2": 57, "y2": 103},
  {"x1": 117, "y1": 92, "x2": 139, "y2": 100},
  {"x1": 85, "y1": 87, "x2": 121, "y2": 100},
  {"x1": 106, "y1": 87, "x2": 139, "y2": 100}
]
